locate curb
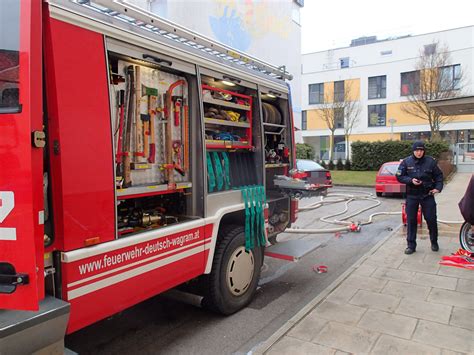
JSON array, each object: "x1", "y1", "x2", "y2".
[{"x1": 251, "y1": 223, "x2": 404, "y2": 355}]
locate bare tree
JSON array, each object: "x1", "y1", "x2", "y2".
[
  {"x1": 317, "y1": 81, "x2": 360, "y2": 160},
  {"x1": 342, "y1": 83, "x2": 361, "y2": 159},
  {"x1": 402, "y1": 41, "x2": 466, "y2": 140}
]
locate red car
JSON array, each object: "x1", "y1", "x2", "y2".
[{"x1": 375, "y1": 161, "x2": 406, "y2": 197}]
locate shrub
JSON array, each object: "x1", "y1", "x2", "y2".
[
  {"x1": 320, "y1": 160, "x2": 327, "y2": 169},
  {"x1": 336, "y1": 158, "x2": 344, "y2": 170},
  {"x1": 344, "y1": 159, "x2": 351, "y2": 170},
  {"x1": 351, "y1": 140, "x2": 449, "y2": 171},
  {"x1": 296, "y1": 143, "x2": 315, "y2": 160},
  {"x1": 328, "y1": 160, "x2": 335, "y2": 170},
  {"x1": 425, "y1": 141, "x2": 450, "y2": 158}
]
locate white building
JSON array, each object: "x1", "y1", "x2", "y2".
[{"x1": 301, "y1": 26, "x2": 474, "y2": 160}]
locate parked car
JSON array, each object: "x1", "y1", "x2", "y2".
[
  {"x1": 375, "y1": 161, "x2": 406, "y2": 197},
  {"x1": 295, "y1": 159, "x2": 332, "y2": 196}
]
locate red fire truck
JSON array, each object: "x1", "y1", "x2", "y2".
[{"x1": 0, "y1": 0, "x2": 297, "y2": 352}]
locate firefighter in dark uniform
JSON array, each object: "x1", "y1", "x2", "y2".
[{"x1": 396, "y1": 141, "x2": 443, "y2": 254}]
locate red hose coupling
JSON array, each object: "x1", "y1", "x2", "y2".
[
  {"x1": 313, "y1": 265, "x2": 328, "y2": 273},
  {"x1": 350, "y1": 223, "x2": 361, "y2": 232}
]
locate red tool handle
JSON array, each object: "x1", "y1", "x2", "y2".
[
  {"x1": 148, "y1": 144, "x2": 156, "y2": 163},
  {"x1": 174, "y1": 99, "x2": 181, "y2": 126}
]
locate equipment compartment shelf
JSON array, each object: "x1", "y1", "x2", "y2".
[
  {"x1": 263, "y1": 122, "x2": 286, "y2": 128},
  {"x1": 205, "y1": 140, "x2": 252, "y2": 150},
  {"x1": 204, "y1": 117, "x2": 250, "y2": 128},
  {"x1": 117, "y1": 182, "x2": 192, "y2": 199},
  {"x1": 202, "y1": 97, "x2": 251, "y2": 111},
  {"x1": 265, "y1": 163, "x2": 290, "y2": 168},
  {"x1": 202, "y1": 84, "x2": 253, "y2": 150}
]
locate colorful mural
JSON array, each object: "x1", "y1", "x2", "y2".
[{"x1": 209, "y1": 0, "x2": 290, "y2": 52}]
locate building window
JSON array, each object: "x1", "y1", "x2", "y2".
[
  {"x1": 368, "y1": 75, "x2": 386, "y2": 99},
  {"x1": 368, "y1": 104, "x2": 386, "y2": 126},
  {"x1": 334, "y1": 80, "x2": 344, "y2": 102},
  {"x1": 439, "y1": 64, "x2": 461, "y2": 90},
  {"x1": 424, "y1": 43, "x2": 437, "y2": 55},
  {"x1": 334, "y1": 108, "x2": 344, "y2": 128},
  {"x1": 309, "y1": 83, "x2": 324, "y2": 104},
  {"x1": 340, "y1": 57, "x2": 349, "y2": 68},
  {"x1": 301, "y1": 110, "x2": 307, "y2": 130},
  {"x1": 400, "y1": 71, "x2": 420, "y2": 96}
]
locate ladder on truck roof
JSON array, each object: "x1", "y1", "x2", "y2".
[{"x1": 65, "y1": 0, "x2": 293, "y2": 81}]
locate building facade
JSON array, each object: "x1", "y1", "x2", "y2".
[{"x1": 301, "y1": 26, "x2": 474, "y2": 160}]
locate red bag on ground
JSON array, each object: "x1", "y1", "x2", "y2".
[{"x1": 439, "y1": 249, "x2": 474, "y2": 270}]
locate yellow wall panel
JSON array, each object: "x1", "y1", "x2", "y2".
[
  {"x1": 452, "y1": 114, "x2": 474, "y2": 122},
  {"x1": 351, "y1": 133, "x2": 400, "y2": 142},
  {"x1": 387, "y1": 103, "x2": 426, "y2": 125},
  {"x1": 307, "y1": 109, "x2": 329, "y2": 129},
  {"x1": 322, "y1": 79, "x2": 360, "y2": 103},
  {"x1": 388, "y1": 102, "x2": 474, "y2": 126},
  {"x1": 324, "y1": 82, "x2": 334, "y2": 103},
  {"x1": 345, "y1": 78, "x2": 360, "y2": 100}
]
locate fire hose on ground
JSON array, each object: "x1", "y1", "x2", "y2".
[
  {"x1": 284, "y1": 190, "x2": 464, "y2": 235},
  {"x1": 285, "y1": 191, "x2": 399, "y2": 234}
]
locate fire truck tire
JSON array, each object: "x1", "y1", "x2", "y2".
[
  {"x1": 204, "y1": 225, "x2": 263, "y2": 315},
  {"x1": 376, "y1": 192, "x2": 382, "y2": 197}
]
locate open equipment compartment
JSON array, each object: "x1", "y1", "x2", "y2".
[
  {"x1": 260, "y1": 87, "x2": 294, "y2": 239},
  {"x1": 200, "y1": 71, "x2": 264, "y2": 193},
  {"x1": 107, "y1": 40, "x2": 204, "y2": 237}
]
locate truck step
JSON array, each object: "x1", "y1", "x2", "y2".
[
  {"x1": 0, "y1": 296, "x2": 69, "y2": 354},
  {"x1": 265, "y1": 239, "x2": 324, "y2": 262}
]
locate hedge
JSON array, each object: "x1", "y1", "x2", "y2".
[
  {"x1": 296, "y1": 143, "x2": 315, "y2": 160},
  {"x1": 351, "y1": 140, "x2": 450, "y2": 171}
]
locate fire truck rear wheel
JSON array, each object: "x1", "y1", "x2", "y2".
[{"x1": 204, "y1": 225, "x2": 263, "y2": 315}]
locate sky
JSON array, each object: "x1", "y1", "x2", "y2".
[{"x1": 301, "y1": 0, "x2": 474, "y2": 54}]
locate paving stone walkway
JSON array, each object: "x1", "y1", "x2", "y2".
[{"x1": 254, "y1": 173, "x2": 474, "y2": 354}]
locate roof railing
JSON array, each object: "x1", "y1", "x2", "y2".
[{"x1": 71, "y1": 0, "x2": 293, "y2": 80}]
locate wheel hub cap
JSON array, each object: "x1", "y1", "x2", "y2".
[{"x1": 226, "y1": 246, "x2": 254, "y2": 296}]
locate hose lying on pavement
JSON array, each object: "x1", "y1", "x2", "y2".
[
  {"x1": 437, "y1": 219, "x2": 464, "y2": 224},
  {"x1": 286, "y1": 191, "x2": 401, "y2": 234},
  {"x1": 286, "y1": 190, "x2": 464, "y2": 234}
]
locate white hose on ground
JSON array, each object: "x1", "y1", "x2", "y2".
[
  {"x1": 361, "y1": 211, "x2": 402, "y2": 225},
  {"x1": 437, "y1": 219, "x2": 464, "y2": 225},
  {"x1": 288, "y1": 190, "x2": 464, "y2": 235},
  {"x1": 286, "y1": 191, "x2": 399, "y2": 234},
  {"x1": 285, "y1": 225, "x2": 357, "y2": 234},
  {"x1": 321, "y1": 197, "x2": 381, "y2": 225}
]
